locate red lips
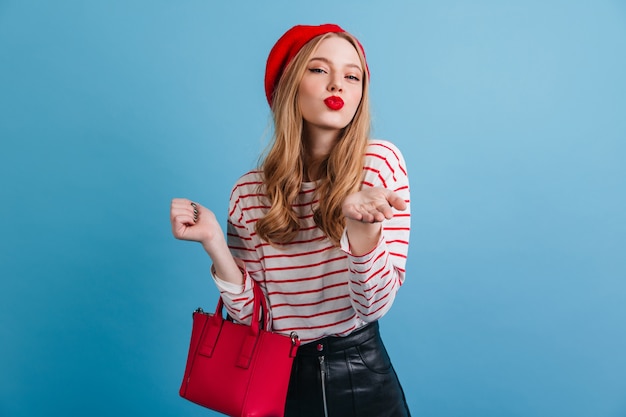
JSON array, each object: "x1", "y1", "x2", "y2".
[{"x1": 324, "y1": 96, "x2": 344, "y2": 110}]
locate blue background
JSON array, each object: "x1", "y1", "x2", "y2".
[{"x1": 1, "y1": 1, "x2": 625, "y2": 416}]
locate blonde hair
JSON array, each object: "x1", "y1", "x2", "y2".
[{"x1": 256, "y1": 32, "x2": 371, "y2": 246}]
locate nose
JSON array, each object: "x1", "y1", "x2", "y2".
[{"x1": 327, "y1": 73, "x2": 343, "y2": 92}]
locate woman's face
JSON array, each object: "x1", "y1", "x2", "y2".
[{"x1": 297, "y1": 35, "x2": 364, "y2": 136}]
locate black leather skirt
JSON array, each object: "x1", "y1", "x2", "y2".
[{"x1": 284, "y1": 321, "x2": 411, "y2": 417}]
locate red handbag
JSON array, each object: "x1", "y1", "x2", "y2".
[{"x1": 179, "y1": 282, "x2": 300, "y2": 417}]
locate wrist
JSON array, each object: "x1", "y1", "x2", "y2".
[
  {"x1": 345, "y1": 218, "x2": 382, "y2": 236},
  {"x1": 345, "y1": 219, "x2": 382, "y2": 256},
  {"x1": 201, "y1": 233, "x2": 227, "y2": 256}
]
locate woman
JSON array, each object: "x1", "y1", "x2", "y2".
[{"x1": 171, "y1": 24, "x2": 411, "y2": 417}]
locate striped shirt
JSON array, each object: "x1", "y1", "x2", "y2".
[{"x1": 212, "y1": 139, "x2": 410, "y2": 343}]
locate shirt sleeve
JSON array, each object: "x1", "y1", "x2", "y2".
[
  {"x1": 340, "y1": 140, "x2": 411, "y2": 322},
  {"x1": 210, "y1": 181, "x2": 259, "y2": 326}
]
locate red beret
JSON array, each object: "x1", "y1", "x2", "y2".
[{"x1": 264, "y1": 24, "x2": 368, "y2": 107}]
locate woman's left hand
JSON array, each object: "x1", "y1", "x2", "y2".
[{"x1": 342, "y1": 187, "x2": 407, "y2": 223}]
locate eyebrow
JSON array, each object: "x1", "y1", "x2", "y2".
[{"x1": 308, "y1": 57, "x2": 363, "y2": 73}]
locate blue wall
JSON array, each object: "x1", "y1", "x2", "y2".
[{"x1": 1, "y1": 1, "x2": 625, "y2": 416}]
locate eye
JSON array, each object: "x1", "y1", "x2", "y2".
[
  {"x1": 308, "y1": 68, "x2": 327, "y2": 74},
  {"x1": 346, "y1": 75, "x2": 360, "y2": 82}
]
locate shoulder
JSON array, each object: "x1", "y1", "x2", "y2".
[
  {"x1": 231, "y1": 170, "x2": 264, "y2": 195},
  {"x1": 367, "y1": 139, "x2": 402, "y2": 159},
  {"x1": 229, "y1": 170, "x2": 265, "y2": 208},
  {"x1": 364, "y1": 139, "x2": 407, "y2": 173}
]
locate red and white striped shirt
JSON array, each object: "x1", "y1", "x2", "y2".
[{"x1": 213, "y1": 139, "x2": 410, "y2": 343}]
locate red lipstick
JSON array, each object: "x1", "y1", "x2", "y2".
[{"x1": 324, "y1": 96, "x2": 344, "y2": 110}]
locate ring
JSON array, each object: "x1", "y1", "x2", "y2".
[{"x1": 191, "y1": 202, "x2": 199, "y2": 222}]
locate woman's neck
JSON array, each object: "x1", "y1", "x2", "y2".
[
  {"x1": 303, "y1": 128, "x2": 339, "y2": 159},
  {"x1": 302, "y1": 126, "x2": 341, "y2": 181}
]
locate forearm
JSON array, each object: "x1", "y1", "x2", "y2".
[
  {"x1": 202, "y1": 234, "x2": 244, "y2": 286},
  {"x1": 345, "y1": 218, "x2": 382, "y2": 256},
  {"x1": 343, "y1": 236, "x2": 403, "y2": 322},
  {"x1": 342, "y1": 212, "x2": 409, "y2": 321}
]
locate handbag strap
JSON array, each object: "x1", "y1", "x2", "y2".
[
  {"x1": 200, "y1": 282, "x2": 266, "y2": 365},
  {"x1": 236, "y1": 283, "x2": 266, "y2": 368},
  {"x1": 212, "y1": 281, "x2": 266, "y2": 332},
  {"x1": 198, "y1": 282, "x2": 298, "y2": 367}
]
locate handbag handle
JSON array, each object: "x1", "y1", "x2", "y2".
[
  {"x1": 213, "y1": 282, "x2": 267, "y2": 332},
  {"x1": 200, "y1": 282, "x2": 270, "y2": 369}
]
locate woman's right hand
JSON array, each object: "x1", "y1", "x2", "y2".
[
  {"x1": 170, "y1": 198, "x2": 223, "y2": 247},
  {"x1": 171, "y1": 198, "x2": 244, "y2": 286}
]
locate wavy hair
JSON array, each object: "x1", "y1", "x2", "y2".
[{"x1": 256, "y1": 32, "x2": 371, "y2": 246}]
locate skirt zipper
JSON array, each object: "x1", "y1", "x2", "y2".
[{"x1": 319, "y1": 355, "x2": 329, "y2": 417}]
